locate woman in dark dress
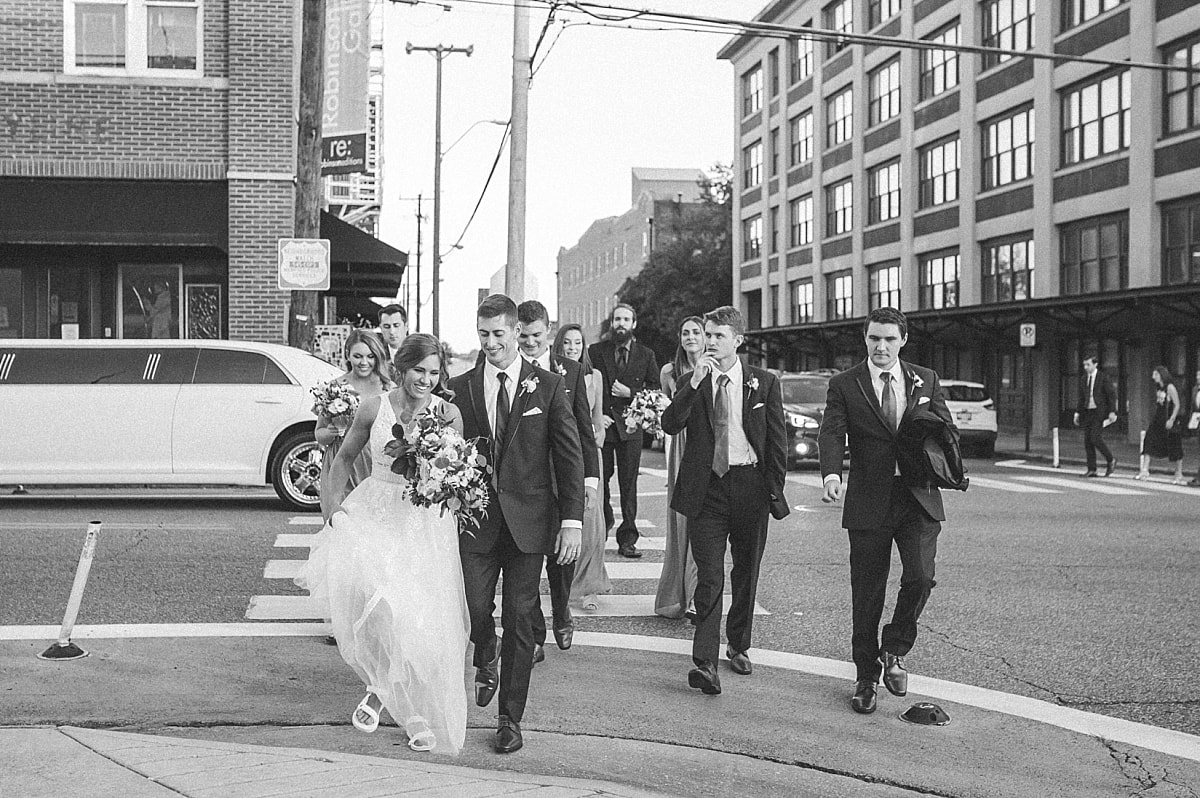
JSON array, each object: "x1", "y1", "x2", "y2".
[{"x1": 1138, "y1": 365, "x2": 1185, "y2": 484}]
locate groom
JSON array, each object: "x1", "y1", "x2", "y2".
[{"x1": 449, "y1": 294, "x2": 585, "y2": 753}]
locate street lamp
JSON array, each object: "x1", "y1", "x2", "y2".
[{"x1": 443, "y1": 119, "x2": 508, "y2": 158}]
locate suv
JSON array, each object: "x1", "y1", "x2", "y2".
[
  {"x1": 0, "y1": 340, "x2": 341, "y2": 509},
  {"x1": 778, "y1": 371, "x2": 831, "y2": 468},
  {"x1": 941, "y1": 379, "x2": 998, "y2": 457}
]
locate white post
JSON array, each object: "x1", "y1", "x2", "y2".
[
  {"x1": 1052, "y1": 427, "x2": 1059, "y2": 468},
  {"x1": 506, "y1": 0, "x2": 530, "y2": 301},
  {"x1": 39, "y1": 521, "x2": 102, "y2": 660}
]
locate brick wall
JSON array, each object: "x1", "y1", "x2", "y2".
[
  {"x1": 0, "y1": 0, "x2": 68, "y2": 72},
  {"x1": 228, "y1": 179, "x2": 293, "y2": 344}
]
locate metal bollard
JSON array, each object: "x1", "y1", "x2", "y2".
[
  {"x1": 38, "y1": 521, "x2": 102, "y2": 661},
  {"x1": 1052, "y1": 427, "x2": 1060, "y2": 468}
]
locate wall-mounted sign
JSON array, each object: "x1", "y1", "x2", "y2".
[{"x1": 278, "y1": 239, "x2": 331, "y2": 291}]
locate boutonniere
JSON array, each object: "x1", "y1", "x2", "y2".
[
  {"x1": 746, "y1": 375, "x2": 760, "y2": 392},
  {"x1": 553, "y1": 361, "x2": 567, "y2": 377},
  {"x1": 910, "y1": 373, "x2": 924, "y2": 392},
  {"x1": 520, "y1": 374, "x2": 539, "y2": 396}
]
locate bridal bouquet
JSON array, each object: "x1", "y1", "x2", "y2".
[
  {"x1": 386, "y1": 406, "x2": 490, "y2": 532},
  {"x1": 310, "y1": 380, "x2": 359, "y2": 421},
  {"x1": 623, "y1": 388, "x2": 670, "y2": 439}
]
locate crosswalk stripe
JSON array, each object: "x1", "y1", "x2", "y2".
[
  {"x1": 604, "y1": 537, "x2": 665, "y2": 551},
  {"x1": 274, "y1": 533, "x2": 316, "y2": 548},
  {"x1": 785, "y1": 474, "x2": 826, "y2": 488},
  {"x1": 613, "y1": 518, "x2": 658, "y2": 529},
  {"x1": 967, "y1": 476, "x2": 1060, "y2": 493},
  {"x1": 1011, "y1": 476, "x2": 1149, "y2": 495},
  {"x1": 268, "y1": 559, "x2": 670, "y2": 582},
  {"x1": 1104, "y1": 479, "x2": 1200, "y2": 496},
  {"x1": 288, "y1": 516, "x2": 323, "y2": 526}
]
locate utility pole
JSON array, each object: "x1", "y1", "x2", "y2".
[
  {"x1": 506, "y1": 4, "x2": 530, "y2": 302},
  {"x1": 290, "y1": 0, "x2": 326, "y2": 349},
  {"x1": 414, "y1": 193, "x2": 423, "y2": 330},
  {"x1": 406, "y1": 43, "x2": 473, "y2": 338}
]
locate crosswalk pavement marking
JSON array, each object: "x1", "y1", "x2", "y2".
[
  {"x1": 613, "y1": 518, "x2": 657, "y2": 529},
  {"x1": 288, "y1": 516, "x2": 323, "y2": 526},
  {"x1": 1101, "y1": 479, "x2": 1200, "y2": 496},
  {"x1": 1011, "y1": 475, "x2": 1149, "y2": 495},
  {"x1": 274, "y1": 533, "x2": 317, "y2": 548},
  {"x1": 604, "y1": 536, "x2": 665, "y2": 551},
  {"x1": 268, "y1": 557, "x2": 671, "y2": 582},
  {"x1": 786, "y1": 474, "x2": 826, "y2": 488},
  {"x1": 966, "y1": 476, "x2": 1061, "y2": 493}
]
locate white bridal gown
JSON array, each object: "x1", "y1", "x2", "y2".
[{"x1": 296, "y1": 393, "x2": 470, "y2": 754}]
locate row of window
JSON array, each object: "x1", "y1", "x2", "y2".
[
  {"x1": 67, "y1": 0, "x2": 202, "y2": 76},
  {"x1": 561, "y1": 237, "x2": 647, "y2": 290},
  {"x1": 562, "y1": 295, "x2": 617, "y2": 330}
]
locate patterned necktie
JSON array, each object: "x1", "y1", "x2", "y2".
[
  {"x1": 617, "y1": 345, "x2": 628, "y2": 372},
  {"x1": 713, "y1": 373, "x2": 731, "y2": 477},
  {"x1": 881, "y1": 372, "x2": 898, "y2": 431},
  {"x1": 494, "y1": 372, "x2": 510, "y2": 460}
]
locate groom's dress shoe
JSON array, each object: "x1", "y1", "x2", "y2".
[
  {"x1": 494, "y1": 715, "x2": 523, "y2": 754},
  {"x1": 687, "y1": 661, "x2": 722, "y2": 695},
  {"x1": 553, "y1": 624, "x2": 574, "y2": 650},
  {"x1": 851, "y1": 679, "x2": 878, "y2": 714},
  {"x1": 475, "y1": 648, "x2": 500, "y2": 707},
  {"x1": 726, "y1": 647, "x2": 752, "y2": 675},
  {"x1": 532, "y1": 644, "x2": 545, "y2": 665},
  {"x1": 617, "y1": 543, "x2": 642, "y2": 558},
  {"x1": 879, "y1": 652, "x2": 908, "y2": 697}
]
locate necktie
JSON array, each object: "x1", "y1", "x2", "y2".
[
  {"x1": 1088, "y1": 373, "x2": 1095, "y2": 403},
  {"x1": 881, "y1": 372, "x2": 898, "y2": 431},
  {"x1": 494, "y1": 372, "x2": 510, "y2": 460},
  {"x1": 617, "y1": 346, "x2": 628, "y2": 372},
  {"x1": 713, "y1": 374, "x2": 731, "y2": 477}
]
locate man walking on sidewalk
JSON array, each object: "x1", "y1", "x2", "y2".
[
  {"x1": 1189, "y1": 368, "x2": 1200, "y2": 487},
  {"x1": 1073, "y1": 356, "x2": 1117, "y2": 478}
]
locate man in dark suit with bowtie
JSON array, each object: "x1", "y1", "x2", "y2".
[
  {"x1": 588, "y1": 303, "x2": 660, "y2": 558},
  {"x1": 1072, "y1": 355, "x2": 1118, "y2": 477},
  {"x1": 660, "y1": 306, "x2": 788, "y2": 695},
  {"x1": 818, "y1": 307, "x2": 955, "y2": 715}
]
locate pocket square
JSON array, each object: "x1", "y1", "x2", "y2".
[
  {"x1": 522, "y1": 406, "x2": 543, "y2": 417},
  {"x1": 753, "y1": 402, "x2": 765, "y2": 410},
  {"x1": 917, "y1": 396, "x2": 930, "y2": 405}
]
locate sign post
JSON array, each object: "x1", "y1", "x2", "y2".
[{"x1": 1019, "y1": 323, "x2": 1036, "y2": 452}]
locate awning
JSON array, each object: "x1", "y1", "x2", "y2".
[{"x1": 322, "y1": 211, "x2": 406, "y2": 297}]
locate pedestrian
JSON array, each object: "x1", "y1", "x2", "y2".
[
  {"x1": 1072, "y1": 355, "x2": 1118, "y2": 477},
  {"x1": 817, "y1": 307, "x2": 954, "y2": 715},
  {"x1": 661, "y1": 306, "x2": 789, "y2": 695},
  {"x1": 553, "y1": 323, "x2": 612, "y2": 609},
  {"x1": 589, "y1": 303, "x2": 660, "y2": 558},
  {"x1": 1138, "y1": 365, "x2": 1185, "y2": 484},
  {"x1": 654, "y1": 315, "x2": 704, "y2": 620},
  {"x1": 295, "y1": 334, "x2": 469, "y2": 754},
  {"x1": 1189, "y1": 369, "x2": 1200, "y2": 488}
]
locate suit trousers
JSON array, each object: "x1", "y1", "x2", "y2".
[
  {"x1": 602, "y1": 432, "x2": 643, "y2": 546},
  {"x1": 848, "y1": 480, "x2": 941, "y2": 681},
  {"x1": 1080, "y1": 410, "x2": 1113, "y2": 471},
  {"x1": 531, "y1": 558, "x2": 575, "y2": 645},
  {"x1": 689, "y1": 465, "x2": 769, "y2": 667},
  {"x1": 460, "y1": 517, "x2": 545, "y2": 724}
]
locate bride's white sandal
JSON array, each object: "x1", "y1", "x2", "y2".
[
  {"x1": 352, "y1": 694, "x2": 380, "y2": 733},
  {"x1": 406, "y1": 717, "x2": 435, "y2": 752}
]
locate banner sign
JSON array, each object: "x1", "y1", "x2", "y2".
[
  {"x1": 278, "y1": 239, "x2": 331, "y2": 291},
  {"x1": 321, "y1": 0, "x2": 371, "y2": 176}
]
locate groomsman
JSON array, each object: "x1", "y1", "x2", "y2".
[
  {"x1": 660, "y1": 306, "x2": 788, "y2": 695},
  {"x1": 377, "y1": 303, "x2": 408, "y2": 368},
  {"x1": 818, "y1": 307, "x2": 954, "y2": 715},
  {"x1": 516, "y1": 300, "x2": 599, "y2": 662},
  {"x1": 1072, "y1": 355, "x2": 1118, "y2": 477},
  {"x1": 589, "y1": 303, "x2": 659, "y2": 558}
]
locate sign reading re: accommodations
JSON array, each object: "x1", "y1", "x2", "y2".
[
  {"x1": 321, "y1": 0, "x2": 370, "y2": 176},
  {"x1": 278, "y1": 239, "x2": 331, "y2": 291}
]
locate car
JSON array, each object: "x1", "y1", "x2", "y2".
[
  {"x1": 0, "y1": 339, "x2": 342, "y2": 510},
  {"x1": 778, "y1": 371, "x2": 831, "y2": 468},
  {"x1": 940, "y1": 379, "x2": 998, "y2": 457}
]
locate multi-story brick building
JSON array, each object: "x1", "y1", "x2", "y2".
[
  {"x1": 557, "y1": 167, "x2": 708, "y2": 343},
  {"x1": 720, "y1": 0, "x2": 1200, "y2": 441},
  {"x1": 0, "y1": 0, "x2": 403, "y2": 343}
]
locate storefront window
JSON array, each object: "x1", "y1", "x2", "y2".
[
  {"x1": 0, "y1": 269, "x2": 21, "y2": 338},
  {"x1": 120, "y1": 265, "x2": 180, "y2": 338}
]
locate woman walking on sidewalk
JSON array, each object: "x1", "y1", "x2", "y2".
[{"x1": 1138, "y1": 366, "x2": 1185, "y2": 484}]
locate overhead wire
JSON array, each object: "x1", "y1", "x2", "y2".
[{"x1": 444, "y1": 122, "x2": 512, "y2": 254}]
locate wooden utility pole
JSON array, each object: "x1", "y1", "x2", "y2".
[
  {"x1": 505, "y1": 3, "x2": 530, "y2": 302},
  {"x1": 289, "y1": 0, "x2": 325, "y2": 350}
]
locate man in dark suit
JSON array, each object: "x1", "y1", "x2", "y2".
[
  {"x1": 818, "y1": 307, "x2": 955, "y2": 715},
  {"x1": 1072, "y1": 355, "x2": 1118, "y2": 477},
  {"x1": 1190, "y1": 369, "x2": 1200, "y2": 488},
  {"x1": 588, "y1": 303, "x2": 659, "y2": 558},
  {"x1": 661, "y1": 306, "x2": 788, "y2": 695},
  {"x1": 448, "y1": 295, "x2": 585, "y2": 754},
  {"x1": 516, "y1": 300, "x2": 599, "y2": 663}
]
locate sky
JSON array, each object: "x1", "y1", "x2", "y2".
[{"x1": 375, "y1": 0, "x2": 751, "y2": 352}]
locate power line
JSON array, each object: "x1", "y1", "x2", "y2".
[{"x1": 445, "y1": 122, "x2": 512, "y2": 252}]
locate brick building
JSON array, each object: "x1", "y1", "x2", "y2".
[
  {"x1": 720, "y1": 0, "x2": 1200, "y2": 442},
  {"x1": 0, "y1": 0, "x2": 403, "y2": 343}
]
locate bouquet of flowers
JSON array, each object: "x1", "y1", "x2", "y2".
[
  {"x1": 623, "y1": 388, "x2": 670, "y2": 439},
  {"x1": 385, "y1": 405, "x2": 491, "y2": 532},
  {"x1": 310, "y1": 380, "x2": 359, "y2": 421}
]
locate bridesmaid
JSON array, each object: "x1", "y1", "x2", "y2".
[
  {"x1": 654, "y1": 316, "x2": 704, "y2": 620},
  {"x1": 554, "y1": 323, "x2": 612, "y2": 610},
  {"x1": 316, "y1": 329, "x2": 393, "y2": 520}
]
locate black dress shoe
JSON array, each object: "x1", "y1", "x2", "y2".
[
  {"x1": 475, "y1": 647, "x2": 500, "y2": 707},
  {"x1": 879, "y1": 652, "x2": 908, "y2": 697},
  {"x1": 494, "y1": 715, "x2": 523, "y2": 753},
  {"x1": 687, "y1": 661, "x2": 722, "y2": 695},
  {"x1": 726, "y1": 646, "x2": 752, "y2": 675},
  {"x1": 553, "y1": 624, "x2": 574, "y2": 650},
  {"x1": 1187, "y1": 479, "x2": 1200, "y2": 487},
  {"x1": 851, "y1": 679, "x2": 878, "y2": 714},
  {"x1": 1104, "y1": 459, "x2": 1117, "y2": 477},
  {"x1": 532, "y1": 644, "x2": 545, "y2": 665},
  {"x1": 617, "y1": 543, "x2": 643, "y2": 559},
  {"x1": 1084, "y1": 470, "x2": 1099, "y2": 478}
]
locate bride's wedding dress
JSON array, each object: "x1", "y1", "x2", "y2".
[{"x1": 296, "y1": 394, "x2": 470, "y2": 754}]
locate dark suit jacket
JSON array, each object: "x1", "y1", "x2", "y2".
[
  {"x1": 542, "y1": 353, "x2": 599, "y2": 482},
  {"x1": 817, "y1": 360, "x2": 953, "y2": 529},
  {"x1": 1077, "y1": 370, "x2": 1117, "y2": 418},
  {"x1": 448, "y1": 358, "x2": 585, "y2": 555},
  {"x1": 588, "y1": 338, "x2": 660, "y2": 441},
  {"x1": 660, "y1": 364, "x2": 789, "y2": 521}
]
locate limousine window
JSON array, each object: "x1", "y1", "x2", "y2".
[
  {"x1": 192, "y1": 348, "x2": 291, "y2": 385},
  {"x1": 0, "y1": 348, "x2": 197, "y2": 384}
]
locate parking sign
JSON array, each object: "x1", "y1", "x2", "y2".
[{"x1": 1019, "y1": 322, "x2": 1036, "y2": 347}]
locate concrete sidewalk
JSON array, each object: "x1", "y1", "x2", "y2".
[{"x1": 994, "y1": 426, "x2": 1200, "y2": 479}]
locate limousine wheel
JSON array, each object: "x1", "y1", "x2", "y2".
[{"x1": 271, "y1": 432, "x2": 323, "y2": 511}]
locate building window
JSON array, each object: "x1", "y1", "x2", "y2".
[
  {"x1": 789, "y1": 111, "x2": 813, "y2": 166},
  {"x1": 742, "y1": 64, "x2": 763, "y2": 117},
  {"x1": 1060, "y1": 214, "x2": 1128, "y2": 295},
  {"x1": 981, "y1": 0, "x2": 1034, "y2": 70},
  {"x1": 65, "y1": 0, "x2": 203, "y2": 75},
  {"x1": 920, "y1": 249, "x2": 960, "y2": 309},
  {"x1": 790, "y1": 194, "x2": 814, "y2": 247},
  {"x1": 743, "y1": 289, "x2": 763, "y2": 330},
  {"x1": 826, "y1": 179, "x2": 854, "y2": 237},
  {"x1": 742, "y1": 140, "x2": 763, "y2": 189},
  {"x1": 768, "y1": 48, "x2": 780, "y2": 97},
  {"x1": 868, "y1": 160, "x2": 901, "y2": 224},
  {"x1": 1163, "y1": 35, "x2": 1200, "y2": 135},
  {"x1": 769, "y1": 128, "x2": 780, "y2": 178},
  {"x1": 743, "y1": 215, "x2": 763, "y2": 261},
  {"x1": 826, "y1": 87, "x2": 853, "y2": 147},
  {"x1": 920, "y1": 21, "x2": 960, "y2": 100},
  {"x1": 1061, "y1": 70, "x2": 1130, "y2": 165},
  {"x1": 869, "y1": 262, "x2": 901, "y2": 310},
  {"x1": 919, "y1": 136, "x2": 959, "y2": 208},
  {"x1": 868, "y1": 0, "x2": 901, "y2": 29},
  {"x1": 789, "y1": 29, "x2": 814, "y2": 84},
  {"x1": 1163, "y1": 195, "x2": 1200, "y2": 285},
  {"x1": 981, "y1": 234, "x2": 1035, "y2": 303},
  {"x1": 791, "y1": 279, "x2": 814, "y2": 324},
  {"x1": 769, "y1": 284, "x2": 780, "y2": 326},
  {"x1": 827, "y1": 271, "x2": 853, "y2": 320},
  {"x1": 981, "y1": 105, "x2": 1034, "y2": 191},
  {"x1": 868, "y1": 58, "x2": 901, "y2": 127},
  {"x1": 823, "y1": 0, "x2": 852, "y2": 58},
  {"x1": 1062, "y1": 0, "x2": 1125, "y2": 30},
  {"x1": 769, "y1": 206, "x2": 780, "y2": 254}
]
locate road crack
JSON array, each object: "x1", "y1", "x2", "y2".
[
  {"x1": 918, "y1": 622, "x2": 1071, "y2": 702},
  {"x1": 1101, "y1": 739, "x2": 1200, "y2": 798}
]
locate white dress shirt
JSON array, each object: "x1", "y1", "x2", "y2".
[
  {"x1": 711, "y1": 358, "x2": 756, "y2": 467},
  {"x1": 867, "y1": 360, "x2": 908, "y2": 423},
  {"x1": 1086, "y1": 372, "x2": 1097, "y2": 409},
  {"x1": 524, "y1": 351, "x2": 598, "y2": 491}
]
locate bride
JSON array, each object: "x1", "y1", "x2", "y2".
[{"x1": 296, "y1": 333, "x2": 470, "y2": 754}]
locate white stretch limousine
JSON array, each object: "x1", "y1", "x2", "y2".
[{"x1": 0, "y1": 340, "x2": 341, "y2": 509}]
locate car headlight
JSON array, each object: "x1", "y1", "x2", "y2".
[{"x1": 787, "y1": 412, "x2": 820, "y2": 429}]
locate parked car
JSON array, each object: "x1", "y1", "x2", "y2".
[
  {"x1": 778, "y1": 371, "x2": 831, "y2": 468},
  {"x1": 0, "y1": 340, "x2": 342, "y2": 510},
  {"x1": 941, "y1": 379, "x2": 998, "y2": 457}
]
